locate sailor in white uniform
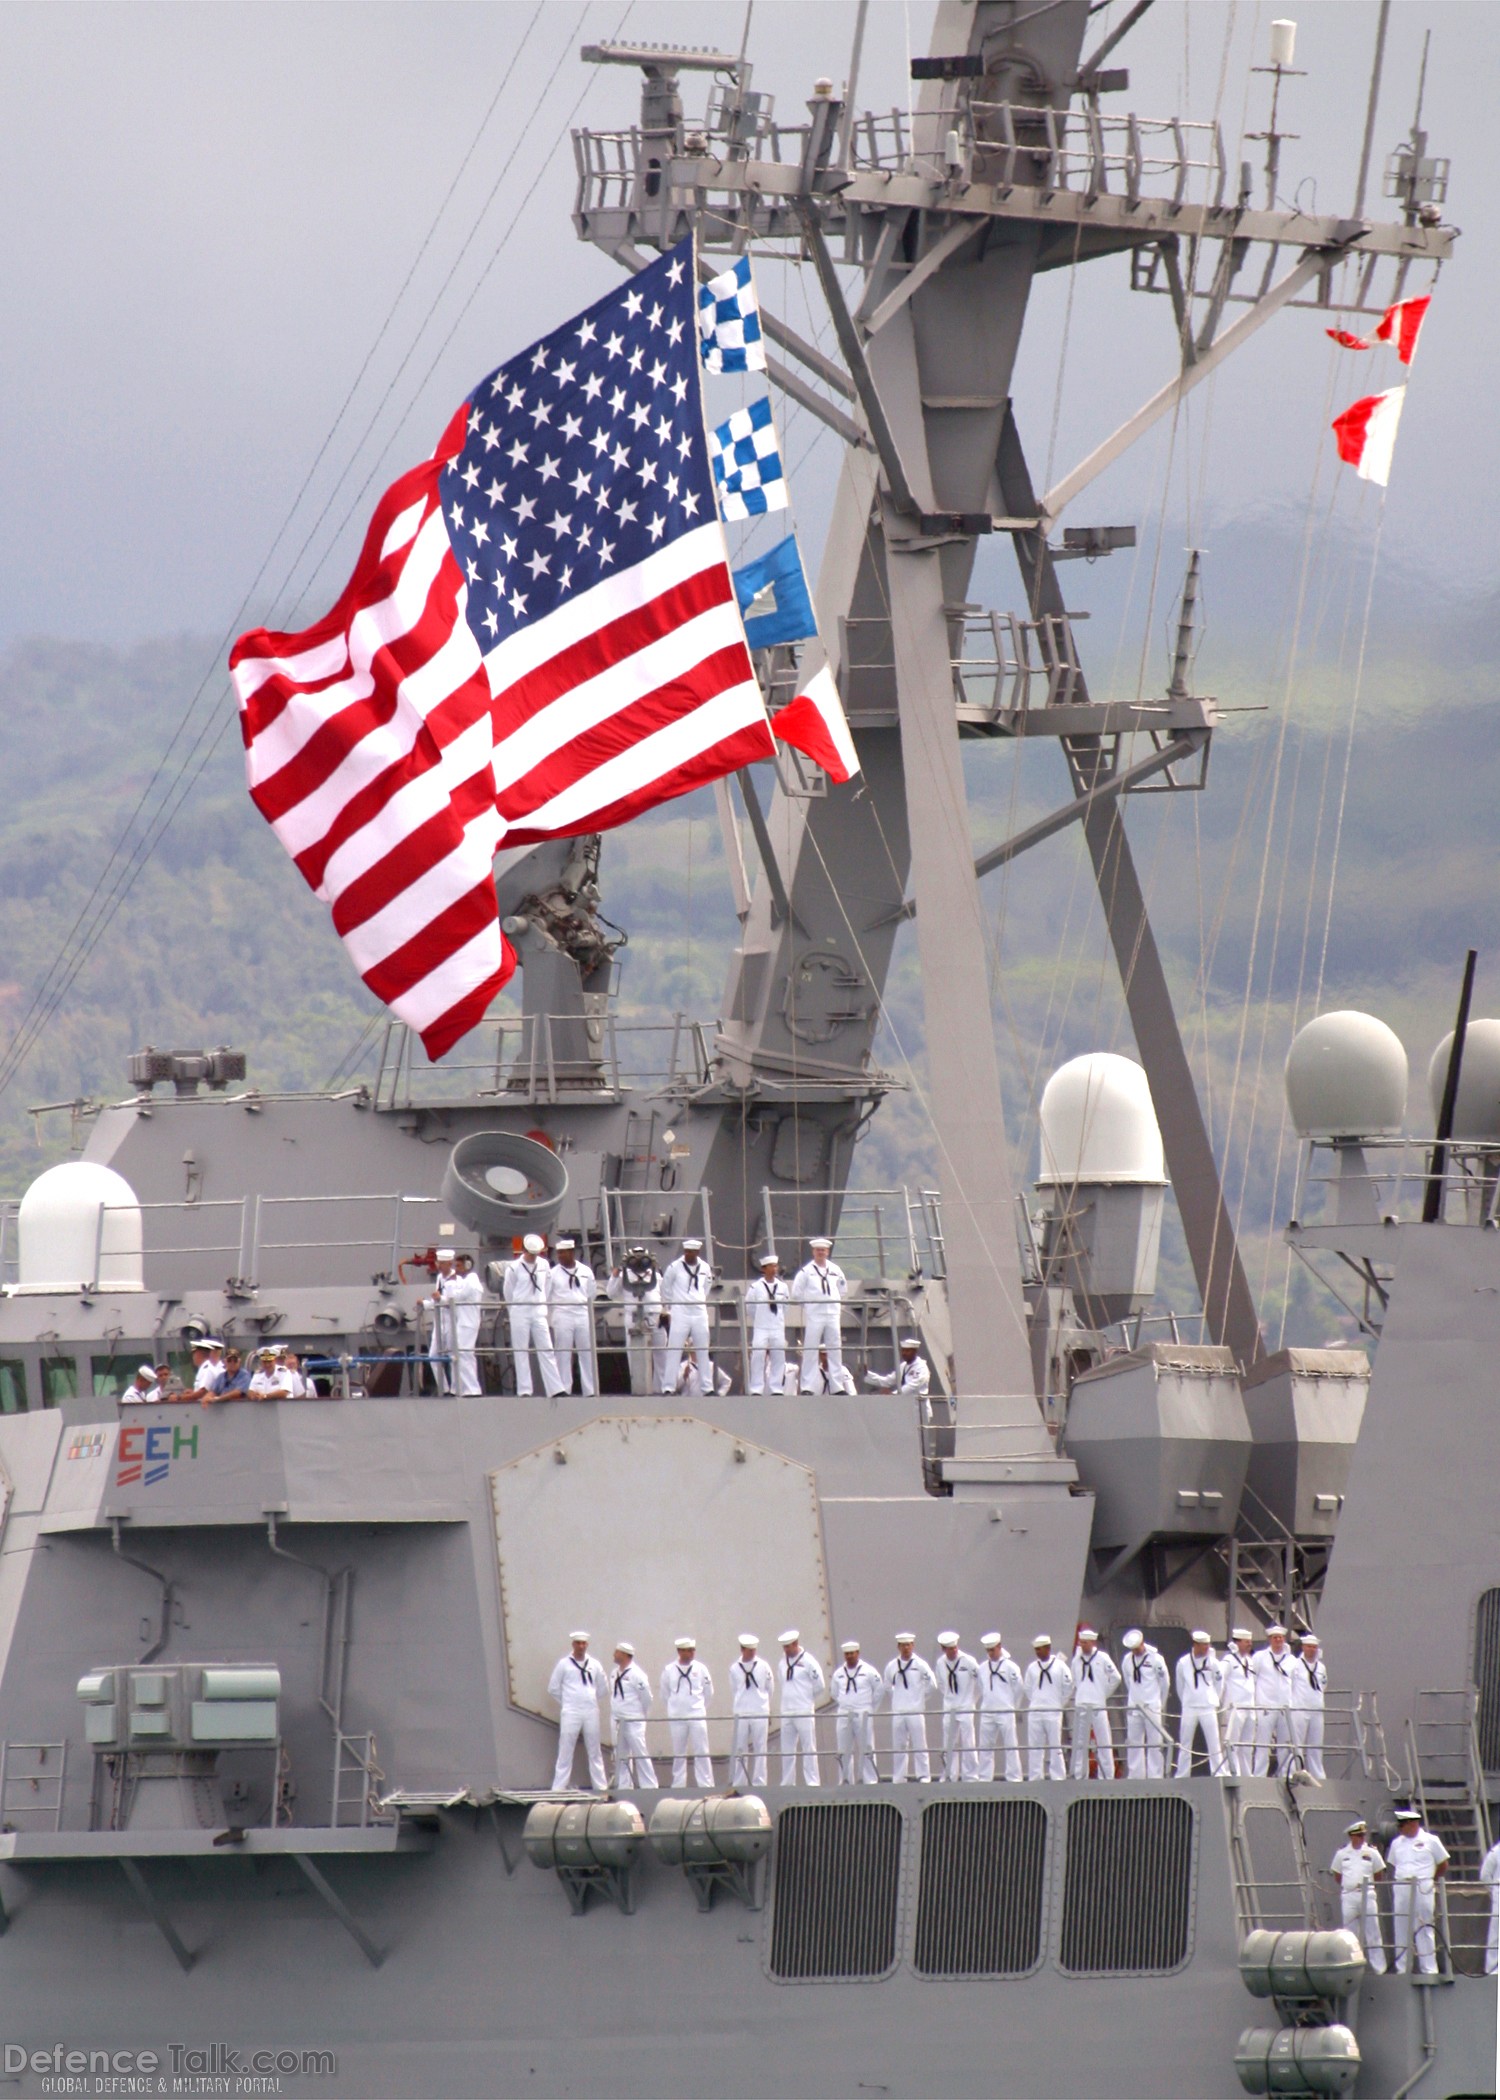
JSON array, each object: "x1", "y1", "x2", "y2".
[
  {"x1": 547, "y1": 1632, "x2": 608, "y2": 1791},
  {"x1": 660, "y1": 1239, "x2": 715, "y2": 1395},
  {"x1": 546, "y1": 1239, "x2": 597, "y2": 1396},
  {"x1": 883, "y1": 1634, "x2": 938, "y2": 1782},
  {"x1": 1329, "y1": 1819, "x2": 1386, "y2": 1973},
  {"x1": 831, "y1": 1640, "x2": 883, "y2": 1784},
  {"x1": 1479, "y1": 1836, "x2": 1500, "y2": 1976},
  {"x1": 745, "y1": 1253, "x2": 788, "y2": 1396},
  {"x1": 777, "y1": 1630, "x2": 825, "y2": 1786},
  {"x1": 1121, "y1": 1630, "x2": 1171, "y2": 1778},
  {"x1": 609, "y1": 1641, "x2": 656, "y2": 1790},
  {"x1": 1251, "y1": 1625, "x2": 1296, "y2": 1776},
  {"x1": 604, "y1": 1248, "x2": 665, "y2": 1396},
  {"x1": 864, "y1": 1336, "x2": 931, "y2": 1400},
  {"x1": 1288, "y1": 1632, "x2": 1328, "y2": 1782},
  {"x1": 502, "y1": 1234, "x2": 564, "y2": 1396},
  {"x1": 791, "y1": 1237, "x2": 847, "y2": 1393},
  {"x1": 443, "y1": 1252, "x2": 486, "y2": 1395},
  {"x1": 673, "y1": 1347, "x2": 732, "y2": 1396},
  {"x1": 1174, "y1": 1631, "x2": 1226, "y2": 1777},
  {"x1": 729, "y1": 1635, "x2": 774, "y2": 1789},
  {"x1": 189, "y1": 1341, "x2": 222, "y2": 1397},
  {"x1": 660, "y1": 1637, "x2": 714, "y2": 1788},
  {"x1": 1070, "y1": 1629, "x2": 1122, "y2": 1781},
  {"x1": 424, "y1": 1248, "x2": 458, "y2": 1393},
  {"x1": 1221, "y1": 1628, "x2": 1258, "y2": 1776},
  {"x1": 977, "y1": 1634, "x2": 1025, "y2": 1783},
  {"x1": 936, "y1": 1632, "x2": 981, "y2": 1782},
  {"x1": 1024, "y1": 1635, "x2": 1074, "y2": 1781},
  {"x1": 1388, "y1": 1807, "x2": 1449, "y2": 1975}
]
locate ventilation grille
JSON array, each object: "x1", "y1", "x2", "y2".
[
  {"x1": 1059, "y1": 1796, "x2": 1194, "y2": 1972},
  {"x1": 913, "y1": 1798, "x2": 1047, "y2": 1977},
  {"x1": 1477, "y1": 1589, "x2": 1500, "y2": 1772},
  {"x1": 768, "y1": 1802, "x2": 902, "y2": 1980}
]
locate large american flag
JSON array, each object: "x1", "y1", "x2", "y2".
[{"x1": 231, "y1": 240, "x2": 773, "y2": 1060}]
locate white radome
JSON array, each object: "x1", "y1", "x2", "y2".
[
  {"x1": 15, "y1": 1160, "x2": 144, "y2": 1294},
  {"x1": 1037, "y1": 1053, "x2": 1165, "y2": 1186},
  {"x1": 1427, "y1": 1019, "x2": 1500, "y2": 1141},
  {"x1": 1284, "y1": 1012, "x2": 1408, "y2": 1140}
]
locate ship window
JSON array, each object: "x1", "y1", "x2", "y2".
[
  {"x1": 1059, "y1": 1796, "x2": 1194, "y2": 1973},
  {"x1": 914, "y1": 1798, "x2": 1047, "y2": 1977},
  {"x1": 1476, "y1": 1589, "x2": 1500, "y2": 1773},
  {"x1": 0, "y1": 1361, "x2": 25, "y2": 1413},
  {"x1": 40, "y1": 1358, "x2": 77, "y2": 1406},
  {"x1": 768, "y1": 1802, "x2": 902, "y2": 1981},
  {"x1": 91, "y1": 1356, "x2": 135, "y2": 1398}
]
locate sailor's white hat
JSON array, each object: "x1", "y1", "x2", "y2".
[
  {"x1": 840, "y1": 1638, "x2": 861, "y2": 1653},
  {"x1": 674, "y1": 1635, "x2": 696, "y2": 1649},
  {"x1": 1266, "y1": 1623, "x2": 1288, "y2": 1637},
  {"x1": 191, "y1": 1337, "x2": 212, "y2": 1349},
  {"x1": 1122, "y1": 1629, "x2": 1145, "y2": 1650},
  {"x1": 682, "y1": 1237, "x2": 704, "y2": 1251},
  {"x1": 895, "y1": 1631, "x2": 916, "y2": 1643},
  {"x1": 1299, "y1": 1631, "x2": 1320, "y2": 1645},
  {"x1": 1346, "y1": 1818, "x2": 1367, "y2": 1834},
  {"x1": 521, "y1": 1234, "x2": 545, "y2": 1254},
  {"x1": 204, "y1": 1337, "x2": 223, "y2": 1349},
  {"x1": 1191, "y1": 1629, "x2": 1212, "y2": 1644},
  {"x1": 1232, "y1": 1627, "x2": 1255, "y2": 1642},
  {"x1": 1394, "y1": 1805, "x2": 1421, "y2": 1820},
  {"x1": 1031, "y1": 1634, "x2": 1052, "y2": 1649},
  {"x1": 937, "y1": 1629, "x2": 960, "y2": 1646},
  {"x1": 436, "y1": 1247, "x2": 456, "y2": 1261},
  {"x1": 809, "y1": 1235, "x2": 833, "y2": 1249},
  {"x1": 257, "y1": 1347, "x2": 277, "y2": 1360},
  {"x1": 555, "y1": 1237, "x2": 576, "y2": 1251},
  {"x1": 981, "y1": 1631, "x2": 1002, "y2": 1647},
  {"x1": 136, "y1": 1363, "x2": 156, "y2": 1377},
  {"x1": 899, "y1": 1335, "x2": 921, "y2": 1349},
  {"x1": 758, "y1": 1249, "x2": 780, "y2": 1264},
  {"x1": 615, "y1": 1640, "x2": 635, "y2": 1656},
  {"x1": 779, "y1": 1629, "x2": 800, "y2": 1645},
  {"x1": 1076, "y1": 1628, "x2": 1098, "y2": 1642},
  {"x1": 738, "y1": 1633, "x2": 760, "y2": 1648},
  {"x1": 569, "y1": 1630, "x2": 590, "y2": 1643}
]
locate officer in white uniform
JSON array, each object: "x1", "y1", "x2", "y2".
[
  {"x1": 729, "y1": 1635, "x2": 773, "y2": 1788},
  {"x1": 1024, "y1": 1635, "x2": 1074, "y2": 1780},
  {"x1": 1288, "y1": 1632, "x2": 1328, "y2": 1781},
  {"x1": 792, "y1": 1237, "x2": 847, "y2": 1393},
  {"x1": 444, "y1": 1252, "x2": 486, "y2": 1395},
  {"x1": 745, "y1": 1253, "x2": 788, "y2": 1396},
  {"x1": 547, "y1": 1632, "x2": 607, "y2": 1791},
  {"x1": 604, "y1": 1248, "x2": 665, "y2": 1396},
  {"x1": 977, "y1": 1634, "x2": 1026, "y2": 1782},
  {"x1": 1479, "y1": 1836, "x2": 1500, "y2": 1976},
  {"x1": 1251, "y1": 1625, "x2": 1296, "y2": 1776},
  {"x1": 546, "y1": 1239, "x2": 597, "y2": 1396},
  {"x1": 660, "y1": 1637, "x2": 714, "y2": 1788},
  {"x1": 831, "y1": 1640, "x2": 883, "y2": 1784},
  {"x1": 189, "y1": 1342, "x2": 221, "y2": 1397},
  {"x1": 1388, "y1": 1807, "x2": 1449, "y2": 1974},
  {"x1": 609, "y1": 1641, "x2": 656, "y2": 1789},
  {"x1": 1329, "y1": 1819, "x2": 1386, "y2": 1972},
  {"x1": 936, "y1": 1632, "x2": 981, "y2": 1781},
  {"x1": 503, "y1": 1234, "x2": 564, "y2": 1396},
  {"x1": 424, "y1": 1248, "x2": 458, "y2": 1393},
  {"x1": 1071, "y1": 1629, "x2": 1122, "y2": 1781},
  {"x1": 1175, "y1": 1632, "x2": 1226, "y2": 1777},
  {"x1": 1121, "y1": 1630, "x2": 1172, "y2": 1778},
  {"x1": 864, "y1": 1337, "x2": 931, "y2": 1399},
  {"x1": 777, "y1": 1630, "x2": 825, "y2": 1785},
  {"x1": 660, "y1": 1239, "x2": 715, "y2": 1394},
  {"x1": 1221, "y1": 1628, "x2": 1258, "y2": 1776},
  {"x1": 883, "y1": 1634, "x2": 938, "y2": 1782}
]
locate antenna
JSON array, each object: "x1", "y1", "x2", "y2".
[
  {"x1": 1247, "y1": 20, "x2": 1305, "y2": 211},
  {"x1": 1384, "y1": 27, "x2": 1449, "y2": 225},
  {"x1": 1167, "y1": 553, "x2": 1202, "y2": 702},
  {"x1": 1352, "y1": 0, "x2": 1391, "y2": 218}
]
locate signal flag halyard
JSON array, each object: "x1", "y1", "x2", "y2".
[
  {"x1": 231, "y1": 239, "x2": 775, "y2": 1061},
  {"x1": 1331, "y1": 385, "x2": 1407, "y2": 488}
]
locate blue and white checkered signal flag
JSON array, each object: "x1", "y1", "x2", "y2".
[
  {"x1": 698, "y1": 254, "x2": 767, "y2": 374},
  {"x1": 708, "y1": 397, "x2": 789, "y2": 520}
]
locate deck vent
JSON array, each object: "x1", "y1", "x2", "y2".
[
  {"x1": 768, "y1": 1802, "x2": 901, "y2": 1980},
  {"x1": 1060, "y1": 1795, "x2": 1193, "y2": 1973},
  {"x1": 914, "y1": 1798, "x2": 1047, "y2": 1977},
  {"x1": 1476, "y1": 1589, "x2": 1500, "y2": 1772}
]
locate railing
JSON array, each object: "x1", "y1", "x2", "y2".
[
  {"x1": 0, "y1": 1741, "x2": 68, "y2": 1833},
  {"x1": 332, "y1": 1732, "x2": 390, "y2": 1831},
  {"x1": 1290, "y1": 1134, "x2": 1500, "y2": 1233},
  {"x1": 371, "y1": 1013, "x2": 717, "y2": 1111},
  {"x1": 760, "y1": 1186, "x2": 945, "y2": 1280}
]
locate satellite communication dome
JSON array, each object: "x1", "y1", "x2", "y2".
[
  {"x1": 1037, "y1": 1054, "x2": 1165, "y2": 1186},
  {"x1": 1427, "y1": 1018, "x2": 1500, "y2": 1140},
  {"x1": 15, "y1": 1160, "x2": 144, "y2": 1293},
  {"x1": 1284, "y1": 1012, "x2": 1407, "y2": 1140}
]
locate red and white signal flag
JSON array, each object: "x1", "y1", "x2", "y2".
[
  {"x1": 1327, "y1": 294, "x2": 1430, "y2": 367},
  {"x1": 770, "y1": 664, "x2": 860, "y2": 785},
  {"x1": 1331, "y1": 386, "x2": 1407, "y2": 488}
]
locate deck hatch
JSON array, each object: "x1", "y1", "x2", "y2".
[
  {"x1": 1059, "y1": 1795, "x2": 1194, "y2": 1973},
  {"x1": 768, "y1": 1802, "x2": 901, "y2": 1980},
  {"x1": 913, "y1": 1797, "x2": 1047, "y2": 1977}
]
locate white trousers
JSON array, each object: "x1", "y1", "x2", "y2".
[
  {"x1": 748, "y1": 1325, "x2": 785, "y2": 1394},
  {"x1": 1126, "y1": 1703, "x2": 1168, "y2": 1778},
  {"x1": 836, "y1": 1711, "x2": 878, "y2": 1784},
  {"x1": 553, "y1": 1706, "x2": 606, "y2": 1791},
  {"x1": 612, "y1": 1718, "x2": 656, "y2": 1789},
  {"x1": 508, "y1": 1305, "x2": 562, "y2": 1396},
  {"x1": 451, "y1": 1311, "x2": 483, "y2": 1396},
  {"x1": 1341, "y1": 1887, "x2": 1386, "y2": 1973},
  {"x1": 550, "y1": 1305, "x2": 596, "y2": 1396},
  {"x1": 662, "y1": 1306, "x2": 710, "y2": 1392},
  {"x1": 1392, "y1": 1881, "x2": 1438, "y2": 1974},
  {"x1": 978, "y1": 1709, "x2": 1023, "y2": 1782},
  {"x1": 1253, "y1": 1704, "x2": 1294, "y2": 1777},
  {"x1": 669, "y1": 1716, "x2": 712, "y2": 1787},
  {"x1": 622, "y1": 1303, "x2": 665, "y2": 1396},
  {"x1": 1486, "y1": 1888, "x2": 1499, "y2": 1976},
  {"x1": 779, "y1": 1713, "x2": 820, "y2": 1785},
  {"x1": 731, "y1": 1715, "x2": 769, "y2": 1788},
  {"x1": 426, "y1": 1312, "x2": 450, "y2": 1394},
  {"x1": 1071, "y1": 1704, "x2": 1116, "y2": 1781},
  {"x1": 1027, "y1": 1709, "x2": 1066, "y2": 1780},
  {"x1": 890, "y1": 1712, "x2": 931, "y2": 1783},
  {"x1": 1223, "y1": 1701, "x2": 1257, "y2": 1776},
  {"x1": 942, "y1": 1708, "x2": 978, "y2": 1781},
  {"x1": 1175, "y1": 1704, "x2": 1225, "y2": 1777},
  {"x1": 1289, "y1": 1705, "x2": 1325, "y2": 1780},
  {"x1": 799, "y1": 1303, "x2": 843, "y2": 1390}
]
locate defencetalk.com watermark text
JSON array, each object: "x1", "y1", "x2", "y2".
[{"x1": 3, "y1": 2042, "x2": 338, "y2": 2091}]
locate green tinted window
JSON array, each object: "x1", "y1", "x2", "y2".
[
  {"x1": 40, "y1": 1358, "x2": 78, "y2": 1406},
  {"x1": 0, "y1": 1361, "x2": 27, "y2": 1413},
  {"x1": 91, "y1": 1356, "x2": 134, "y2": 1398}
]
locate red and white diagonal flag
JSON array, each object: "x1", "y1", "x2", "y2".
[
  {"x1": 771, "y1": 664, "x2": 860, "y2": 785},
  {"x1": 1327, "y1": 295, "x2": 1430, "y2": 366},
  {"x1": 1331, "y1": 386, "x2": 1406, "y2": 488},
  {"x1": 231, "y1": 239, "x2": 773, "y2": 1060}
]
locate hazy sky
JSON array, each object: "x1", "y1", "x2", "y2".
[{"x1": 1, "y1": 0, "x2": 1492, "y2": 655}]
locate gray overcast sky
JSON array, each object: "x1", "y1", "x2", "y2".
[{"x1": 0, "y1": 0, "x2": 1492, "y2": 655}]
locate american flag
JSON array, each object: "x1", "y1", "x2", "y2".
[{"x1": 231, "y1": 239, "x2": 773, "y2": 1061}]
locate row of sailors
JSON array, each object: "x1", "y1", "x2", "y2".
[
  {"x1": 122, "y1": 1341, "x2": 313, "y2": 1404},
  {"x1": 436, "y1": 1235, "x2": 922, "y2": 1400},
  {"x1": 1329, "y1": 1814, "x2": 1500, "y2": 1977},
  {"x1": 548, "y1": 1625, "x2": 1333, "y2": 1792}
]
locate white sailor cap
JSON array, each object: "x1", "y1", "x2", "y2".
[
  {"x1": 1076, "y1": 1628, "x2": 1098, "y2": 1643},
  {"x1": 779, "y1": 1629, "x2": 800, "y2": 1645},
  {"x1": 521, "y1": 1234, "x2": 545, "y2": 1254},
  {"x1": 758, "y1": 1250, "x2": 780, "y2": 1264},
  {"x1": 1346, "y1": 1819, "x2": 1367, "y2": 1834},
  {"x1": 1031, "y1": 1634, "x2": 1052, "y2": 1649},
  {"x1": 569, "y1": 1630, "x2": 590, "y2": 1643},
  {"x1": 682, "y1": 1237, "x2": 704, "y2": 1251},
  {"x1": 840, "y1": 1638, "x2": 861, "y2": 1653},
  {"x1": 191, "y1": 1337, "x2": 212, "y2": 1350},
  {"x1": 895, "y1": 1631, "x2": 916, "y2": 1644},
  {"x1": 981, "y1": 1631, "x2": 1002, "y2": 1648},
  {"x1": 1394, "y1": 1805, "x2": 1421, "y2": 1820},
  {"x1": 136, "y1": 1363, "x2": 156, "y2": 1377},
  {"x1": 1299, "y1": 1632, "x2": 1320, "y2": 1646},
  {"x1": 204, "y1": 1337, "x2": 224, "y2": 1349},
  {"x1": 809, "y1": 1236, "x2": 833, "y2": 1249},
  {"x1": 1191, "y1": 1629, "x2": 1212, "y2": 1644},
  {"x1": 1266, "y1": 1623, "x2": 1288, "y2": 1637},
  {"x1": 899, "y1": 1335, "x2": 921, "y2": 1350},
  {"x1": 615, "y1": 1641, "x2": 635, "y2": 1656},
  {"x1": 554, "y1": 1238, "x2": 576, "y2": 1251},
  {"x1": 738, "y1": 1633, "x2": 760, "y2": 1649},
  {"x1": 435, "y1": 1248, "x2": 456, "y2": 1262},
  {"x1": 1232, "y1": 1627, "x2": 1255, "y2": 1642},
  {"x1": 674, "y1": 1635, "x2": 696, "y2": 1649},
  {"x1": 937, "y1": 1629, "x2": 960, "y2": 1646},
  {"x1": 1122, "y1": 1629, "x2": 1144, "y2": 1650}
]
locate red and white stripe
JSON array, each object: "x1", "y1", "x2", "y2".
[
  {"x1": 1327, "y1": 295, "x2": 1430, "y2": 367},
  {"x1": 771, "y1": 664, "x2": 860, "y2": 785},
  {"x1": 1331, "y1": 386, "x2": 1406, "y2": 488}
]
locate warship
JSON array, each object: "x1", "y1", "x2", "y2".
[{"x1": 0, "y1": 3, "x2": 1493, "y2": 2095}]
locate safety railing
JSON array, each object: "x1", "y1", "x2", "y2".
[
  {"x1": 760, "y1": 1186, "x2": 945, "y2": 1281},
  {"x1": 0, "y1": 1740, "x2": 68, "y2": 1833},
  {"x1": 332, "y1": 1732, "x2": 391, "y2": 1830},
  {"x1": 1290, "y1": 1134, "x2": 1500, "y2": 1233},
  {"x1": 371, "y1": 1012, "x2": 717, "y2": 1111}
]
